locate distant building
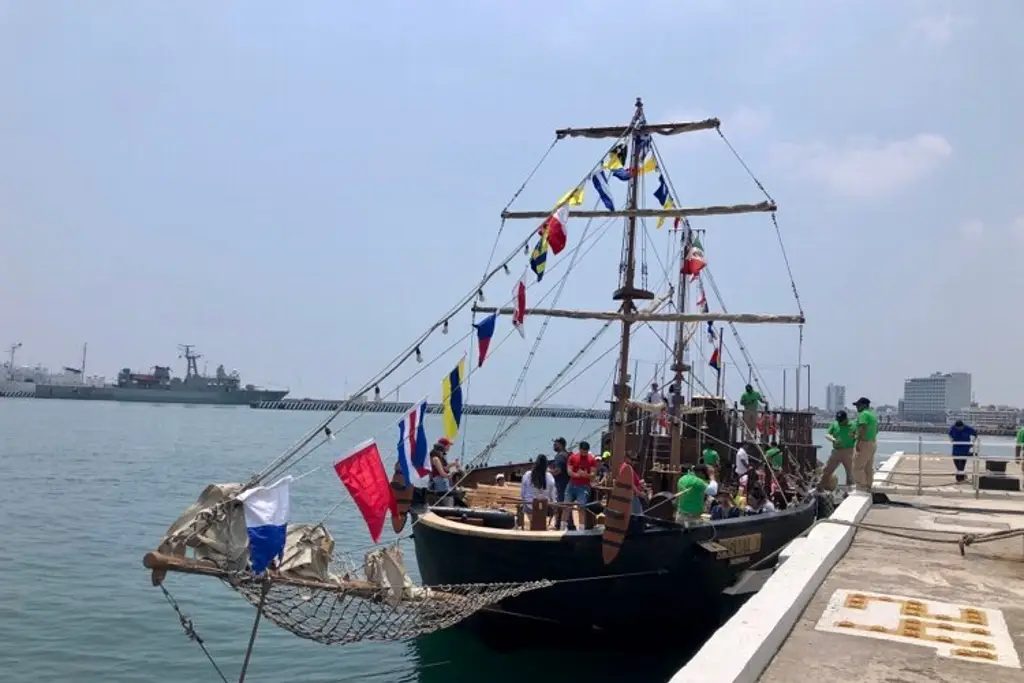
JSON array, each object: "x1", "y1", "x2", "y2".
[
  {"x1": 825, "y1": 383, "x2": 846, "y2": 414},
  {"x1": 948, "y1": 405, "x2": 1021, "y2": 429},
  {"x1": 899, "y1": 372, "x2": 972, "y2": 422}
]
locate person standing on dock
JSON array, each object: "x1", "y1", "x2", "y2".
[
  {"x1": 947, "y1": 419, "x2": 977, "y2": 483},
  {"x1": 739, "y1": 384, "x2": 766, "y2": 439},
  {"x1": 852, "y1": 397, "x2": 879, "y2": 492},
  {"x1": 1016, "y1": 425, "x2": 1024, "y2": 465},
  {"x1": 819, "y1": 410, "x2": 856, "y2": 491}
]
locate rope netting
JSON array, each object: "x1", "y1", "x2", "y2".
[{"x1": 227, "y1": 565, "x2": 551, "y2": 645}]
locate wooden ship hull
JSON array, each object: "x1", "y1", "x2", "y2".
[
  {"x1": 412, "y1": 497, "x2": 817, "y2": 633},
  {"x1": 410, "y1": 399, "x2": 822, "y2": 634}
]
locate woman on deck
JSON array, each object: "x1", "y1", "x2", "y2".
[{"x1": 520, "y1": 454, "x2": 557, "y2": 505}]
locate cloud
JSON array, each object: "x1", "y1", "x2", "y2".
[
  {"x1": 959, "y1": 219, "x2": 984, "y2": 240},
  {"x1": 723, "y1": 106, "x2": 772, "y2": 138},
  {"x1": 908, "y1": 11, "x2": 955, "y2": 44},
  {"x1": 662, "y1": 105, "x2": 772, "y2": 143},
  {"x1": 1011, "y1": 216, "x2": 1024, "y2": 242},
  {"x1": 771, "y1": 134, "x2": 952, "y2": 199}
]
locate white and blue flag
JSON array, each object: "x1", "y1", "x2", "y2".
[{"x1": 237, "y1": 475, "x2": 293, "y2": 574}]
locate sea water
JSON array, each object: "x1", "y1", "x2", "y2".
[{"x1": 0, "y1": 400, "x2": 1011, "y2": 682}]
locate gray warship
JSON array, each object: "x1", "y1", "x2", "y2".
[{"x1": 33, "y1": 345, "x2": 288, "y2": 405}]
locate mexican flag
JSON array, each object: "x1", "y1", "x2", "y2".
[{"x1": 682, "y1": 236, "x2": 706, "y2": 278}]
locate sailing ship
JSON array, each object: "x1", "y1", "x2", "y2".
[
  {"x1": 407, "y1": 98, "x2": 819, "y2": 634},
  {"x1": 141, "y1": 99, "x2": 822, "y2": 676}
]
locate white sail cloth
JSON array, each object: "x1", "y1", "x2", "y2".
[{"x1": 158, "y1": 482, "x2": 336, "y2": 583}]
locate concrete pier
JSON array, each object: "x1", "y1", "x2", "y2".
[
  {"x1": 250, "y1": 398, "x2": 611, "y2": 420},
  {"x1": 672, "y1": 453, "x2": 1024, "y2": 683}
]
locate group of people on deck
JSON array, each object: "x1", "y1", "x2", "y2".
[
  {"x1": 817, "y1": 396, "x2": 879, "y2": 491},
  {"x1": 514, "y1": 437, "x2": 609, "y2": 530},
  {"x1": 509, "y1": 426, "x2": 793, "y2": 531},
  {"x1": 674, "y1": 440, "x2": 785, "y2": 524}
]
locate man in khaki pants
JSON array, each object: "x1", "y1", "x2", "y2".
[
  {"x1": 818, "y1": 410, "x2": 856, "y2": 491},
  {"x1": 853, "y1": 397, "x2": 879, "y2": 492}
]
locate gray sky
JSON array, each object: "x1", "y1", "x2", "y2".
[{"x1": 2, "y1": 1, "x2": 1020, "y2": 408}]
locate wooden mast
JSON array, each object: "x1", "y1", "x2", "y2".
[
  {"x1": 668, "y1": 228, "x2": 690, "y2": 471},
  {"x1": 493, "y1": 102, "x2": 804, "y2": 474},
  {"x1": 609, "y1": 98, "x2": 651, "y2": 476}
]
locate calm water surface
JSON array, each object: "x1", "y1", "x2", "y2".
[{"x1": 0, "y1": 400, "x2": 1014, "y2": 682}]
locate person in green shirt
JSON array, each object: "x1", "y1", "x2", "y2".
[
  {"x1": 765, "y1": 440, "x2": 784, "y2": 470},
  {"x1": 676, "y1": 464, "x2": 709, "y2": 523},
  {"x1": 852, "y1": 396, "x2": 879, "y2": 492},
  {"x1": 739, "y1": 384, "x2": 766, "y2": 440},
  {"x1": 1015, "y1": 426, "x2": 1024, "y2": 464},
  {"x1": 701, "y1": 444, "x2": 720, "y2": 467},
  {"x1": 818, "y1": 410, "x2": 857, "y2": 491}
]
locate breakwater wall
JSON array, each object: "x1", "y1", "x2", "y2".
[{"x1": 251, "y1": 399, "x2": 611, "y2": 420}]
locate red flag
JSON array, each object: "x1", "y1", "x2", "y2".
[
  {"x1": 333, "y1": 439, "x2": 397, "y2": 543},
  {"x1": 539, "y1": 204, "x2": 569, "y2": 255},
  {"x1": 512, "y1": 278, "x2": 526, "y2": 338}
]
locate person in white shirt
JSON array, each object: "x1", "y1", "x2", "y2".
[
  {"x1": 745, "y1": 486, "x2": 776, "y2": 514},
  {"x1": 520, "y1": 454, "x2": 557, "y2": 504},
  {"x1": 645, "y1": 383, "x2": 667, "y2": 434},
  {"x1": 734, "y1": 443, "x2": 751, "y2": 479},
  {"x1": 646, "y1": 382, "x2": 665, "y2": 405},
  {"x1": 705, "y1": 465, "x2": 719, "y2": 499}
]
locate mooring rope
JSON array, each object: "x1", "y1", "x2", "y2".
[{"x1": 159, "y1": 584, "x2": 230, "y2": 683}]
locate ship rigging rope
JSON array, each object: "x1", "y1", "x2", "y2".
[
  {"x1": 458, "y1": 138, "x2": 561, "y2": 468},
  {"x1": 716, "y1": 128, "x2": 806, "y2": 404},
  {"x1": 487, "y1": 198, "x2": 607, "y2": 448},
  {"x1": 648, "y1": 135, "x2": 776, "y2": 406},
  {"x1": 253, "y1": 125, "x2": 641, "y2": 489},
  {"x1": 476, "y1": 292, "x2": 674, "y2": 464},
  {"x1": 315, "y1": 295, "x2": 676, "y2": 555},
  {"x1": 260, "y1": 216, "x2": 621, "y2": 484},
  {"x1": 484, "y1": 189, "x2": 684, "y2": 451},
  {"x1": 487, "y1": 184, "x2": 684, "y2": 462},
  {"x1": 621, "y1": 319, "x2": 792, "y2": 502}
]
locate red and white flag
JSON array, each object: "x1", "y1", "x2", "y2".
[
  {"x1": 537, "y1": 203, "x2": 569, "y2": 255},
  {"x1": 512, "y1": 278, "x2": 526, "y2": 338}
]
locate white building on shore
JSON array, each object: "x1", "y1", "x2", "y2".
[
  {"x1": 899, "y1": 372, "x2": 972, "y2": 423},
  {"x1": 947, "y1": 405, "x2": 1021, "y2": 429},
  {"x1": 825, "y1": 383, "x2": 846, "y2": 414}
]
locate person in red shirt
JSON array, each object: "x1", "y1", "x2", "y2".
[
  {"x1": 620, "y1": 455, "x2": 647, "y2": 516},
  {"x1": 565, "y1": 441, "x2": 597, "y2": 527}
]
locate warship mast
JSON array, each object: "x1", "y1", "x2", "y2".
[{"x1": 178, "y1": 344, "x2": 202, "y2": 379}]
